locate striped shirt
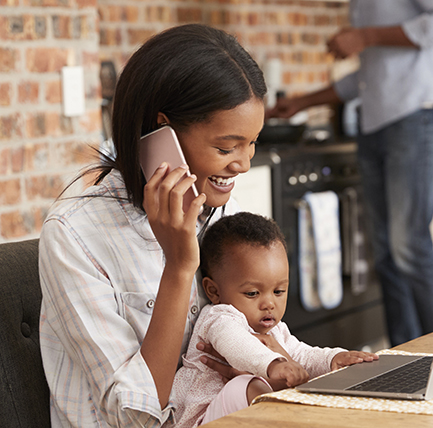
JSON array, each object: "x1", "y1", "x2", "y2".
[{"x1": 39, "y1": 170, "x2": 239, "y2": 428}]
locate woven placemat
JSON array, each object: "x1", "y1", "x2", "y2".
[{"x1": 252, "y1": 350, "x2": 433, "y2": 415}]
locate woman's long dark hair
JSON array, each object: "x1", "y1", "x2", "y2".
[{"x1": 98, "y1": 24, "x2": 267, "y2": 209}]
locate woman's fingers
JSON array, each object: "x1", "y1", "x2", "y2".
[
  {"x1": 199, "y1": 355, "x2": 246, "y2": 383},
  {"x1": 196, "y1": 341, "x2": 226, "y2": 362},
  {"x1": 144, "y1": 163, "x2": 202, "y2": 219}
]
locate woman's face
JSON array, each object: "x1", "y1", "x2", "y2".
[{"x1": 175, "y1": 98, "x2": 265, "y2": 208}]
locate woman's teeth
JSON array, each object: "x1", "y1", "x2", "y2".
[{"x1": 209, "y1": 176, "x2": 235, "y2": 187}]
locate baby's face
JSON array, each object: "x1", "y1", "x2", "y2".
[{"x1": 211, "y1": 241, "x2": 289, "y2": 334}]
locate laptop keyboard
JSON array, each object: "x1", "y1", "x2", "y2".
[{"x1": 347, "y1": 356, "x2": 433, "y2": 394}]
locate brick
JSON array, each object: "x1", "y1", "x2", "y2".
[
  {"x1": 79, "y1": 108, "x2": 101, "y2": 133},
  {"x1": 76, "y1": 0, "x2": 97, "y2": 7},
  {"x1": 26, "y1": 174, "x2": 64, "y2": 200},
  {"x1": 287, "y1": 12, "x2": 308, "y2": 26},
  {"x1": 146, "y1": 6, "x2": 172, "y2": 23},
  {"x1": 0, "y1": 15, "x2": 47, "y2": 41},
  {"x1": 24, "y1": 142, "x2": 49, "y2": 171},
  {"x1": 0, "y1": 148, "x2": 8, "y2": 175},
  {"x1": 0, "y1": 0, "x2": 20, "y2": 5},
  {"x1": 0, "y1": 83, "x2": 12, "y2": 106},
  {"x1": 11, "y1": 146, "x2": 24, "y2": 173},
  {"x1": 100, "y1": 28, "x2": 122, "y2": 46},
  {"x1": 24, "y1": 0, "x2": 71, "y2": 6},
  {"x1": 125, "y1": 6, "x2": 140, "y2": 23},
  {"x1": 45, "y1": 79, "x2": 62, "y2": 104},
  {"x1": 301, "y1": 32, "x2": 321, "y2": 45},
  {"x1": 26, "y1": 112, "x2": 46, "y2": 138},
  {"x1": 0, "y1": 207, "x2": 47, "y2": 239},
  {"x1": 59, "y1": 114, "x2": 73, "y2": 135},
  {"x1": 26, "y1": 47, "x2": 68, "y2": 72},
  {"x1": 73, "y1": 16, "x2": 90, "y2": 39},
  {"x1": 127, "y1": 29, "x2": 154, "y2": 46},
  {"x1": 82, "y1": 51, "x2": 99, "y2": 67},
  {"x1": 0, "y1": 114, "x2": 22, "y2": 140},
  {"x1": 176, "y1": 7, "x2": 202, "y2": 23},
  {"x1": 108, "y1": 5, "x2": 125, "y2": 22},
  {"x1": 1, "y1": 211, "x2": 28, "y2": 239},
  {"x1": 52, "y1": 140, "x2": 94, "y2": 167},
  {"x1": 0, "y1": 178, "x2": 21, "y2": 205},
  {"x1": 18, "y1": 81, "x2": 40, "y2": 103},
  {"x1": 45, "y1": 111, "x2": 60, "y2": 136},
  {"x1": 52, "y1": 15, "x2": 71, "y2": 38},
  {"x1": 0, "y1": 48, "x2": 18, "y2": 72}
]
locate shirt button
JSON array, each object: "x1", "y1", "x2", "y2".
[
  {"x1": 190, "y1": 305, "x2": 198, "y2": 315},
  {"x1": 146, "y1": 299, "x2": 155, "y2": 309}
]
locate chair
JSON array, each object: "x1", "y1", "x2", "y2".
[{"x1": 0, "y1": 239, "x2": 51, "y2": 428}]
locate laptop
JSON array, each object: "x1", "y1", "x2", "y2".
[{"x1": 296, "y1": 354, "x2": 433, "y2": 401}]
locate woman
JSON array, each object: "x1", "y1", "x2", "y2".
[{"x1": 39, "y1": 24, "x2": 266, "y2": 427}]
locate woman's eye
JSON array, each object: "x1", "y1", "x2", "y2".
[{"x1": 217, "y1": 147, "x2": 234, "y2": 155}]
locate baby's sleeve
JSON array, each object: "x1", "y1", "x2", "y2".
[{"x1": 200, "y1": 305, "x2": 285, "y2": 378}]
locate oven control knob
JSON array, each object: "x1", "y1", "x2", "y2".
[
  {"x1": 288, "y1": 176, "x2": 298, "y2": 185},
  {"x1": 299, "y1": 174, "x2": 307, "y2": 184},
  {"x1": 309, "y1": 172, "x2": 318, "y2": 182}
]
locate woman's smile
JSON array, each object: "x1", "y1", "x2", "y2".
[{"x1": 208, "y1": 175, "x2": 236, "y2": 193}]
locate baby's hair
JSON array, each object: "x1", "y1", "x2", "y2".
[{"x1": 200, "y1": 212, "x2": 287, "y2": 279}]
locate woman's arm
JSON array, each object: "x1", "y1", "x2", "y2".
[{"x1": 141, "y1": 162, "x2": 206, "y2": 408}]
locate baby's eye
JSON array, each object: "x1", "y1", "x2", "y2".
[
  {"x1": 245, "y1": 291, "x2": 258, "y2": 297},
  {"x1": 274, "y1": 289, "x2": 286, "y2": 296}
]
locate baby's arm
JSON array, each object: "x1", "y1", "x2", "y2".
[{"x1": 331, "y1": 351, "x2": 378, "y2": 370}]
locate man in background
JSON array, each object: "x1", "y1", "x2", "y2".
[{"x1": 268, "y1": 0, "x2": 433, "y2": 346}]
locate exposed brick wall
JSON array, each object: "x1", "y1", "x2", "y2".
[
  {"x1": 0, "y1": 0, "x2": 349, "y2": 242},
  {"x1": 0, "y1": 0, "x2": 101, "y2": 242},
  {"x1": 98, "y1": 0, "x2": 349, "y2": 111}
]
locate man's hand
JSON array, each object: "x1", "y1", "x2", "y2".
[
  {"x1": 327, "y1": 28, "x2": 369, "y2": 59},
  {"x1": 331, "y1": 351, "x2": 379, "y2": 371}
]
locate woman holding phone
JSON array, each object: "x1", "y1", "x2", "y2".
[{"x1": 39, "y1": 24, "x2": 266, "y2": 427}]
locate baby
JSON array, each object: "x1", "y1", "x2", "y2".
[{"x1": 170, "y1": 212, "x2": 378, "y2": 427}]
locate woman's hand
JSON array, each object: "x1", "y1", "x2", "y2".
[
  {"x1": 331, "y1": 351, "x2": 379, "y2": 371},
  {"x1": 196, "y1": 342, "x2": 248, "y2": 383},
  {"x1": 143, "y1": 162, "x2": 206, "y2": 272}
]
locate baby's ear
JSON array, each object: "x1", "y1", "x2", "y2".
[{"x1": 202, "y1": 277, "x2": 220, "y2": 304}]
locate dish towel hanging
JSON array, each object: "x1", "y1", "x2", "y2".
[
  {"x1": 341, "y1": 187, "x2": 369, "y2": 295},
  {"x1": 298, "y1": 191, "x2": 343, "y2": 311}
]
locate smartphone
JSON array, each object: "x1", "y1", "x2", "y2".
[{"x1": 139, "y1": 126, "x2": 200, "y2": 213}]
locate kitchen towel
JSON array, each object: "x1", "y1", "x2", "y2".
[
  {"x1": 298, "y1": 191, "x2": 343, "y2": 311},
  {"x1": 341, "y1": 187, "x2": 369, "y2": 295}
]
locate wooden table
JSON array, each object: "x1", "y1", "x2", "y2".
[{"x1": 202, "y1": 333, "x2": 433, "y2": 427}]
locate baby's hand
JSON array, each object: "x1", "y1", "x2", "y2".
[
  {"x1": 267, "y1": 358, "x2": 309, "y2": 388},
  {"x1": 331, "y1": 351, "x2": 379, "y2": 371}
]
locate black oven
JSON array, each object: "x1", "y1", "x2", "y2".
[{"x1": 252, "y1": 139, "x2": 387, "y2": 351}]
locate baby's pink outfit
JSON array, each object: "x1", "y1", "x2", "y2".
[{"x1": 168, "y1": 304, "x2": 345, "y2": 427}]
